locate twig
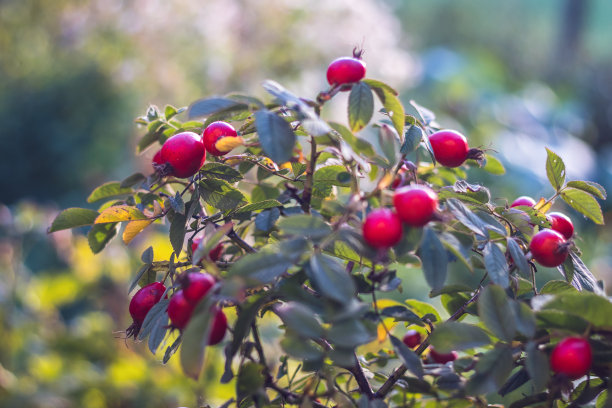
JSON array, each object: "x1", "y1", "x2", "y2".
[
  {"x1": 228, "y1": 229, "x2": 256, "y2": 253},
  {"x1": 301, "y1": 135, "x2": 317, "y2": 213}
]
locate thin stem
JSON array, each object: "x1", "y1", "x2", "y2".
[
  {"x1": 301, "y1": 135, "x2": 317, "y2": 213},
  {"x1": 228, "y1": 229, "x2": 256, "y2": 253}
]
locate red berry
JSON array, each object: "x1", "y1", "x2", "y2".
[
  {"x1": 429, "y1": 130, "x2": 469, "y2": 168},
  {"x1": 511, "y1": 196, "x2": 536, "y2": 208},
  {"x1": 393, "y1": 185, "x2": 438, "y2": 227},
  {"x1": 129, "y1": 282, "x2": 166, "y2": 324},
  {"x1": 191, "y1": 236, "x2": 224, "y2": 264},
  {"x1": 326, "y1": 57, "x2": 366, "y2": 87},
  {"x1": 168, "y1": 290, "x2": 194, "y2": 330},
  {"x1": 402, "y1": 330, "x2": 421, "y2": 348},
  {"x1": 529, "y1": 229, "x2": 569, "y2": 267},
  {"x1": 203, "y1": 121, "x2": 239, "y2": 157},
  {"x1": 208, "y1": 307, "x2": 228, "y2": 346},
  {"x1": 550, "y1": 337, "x2": 592, "y2": 379},
  {"x1": 362, "y1": 208, "x2": 403, "y2": 249},
  {"x1": 182, "y1": 272, "x2": 215, "y2": 304},
  {"x1": 429, "y1": 347, "x2": 458, "y2": 364},
  {"x1": 547, "y1": 212, "x2": 574, "y2": 240},
  {"x1": 152, "y1": 149, "x2": 165, "y2": 169},
  {"x1": 160, "y1": 132, "x2": 206, "y2": 178}
]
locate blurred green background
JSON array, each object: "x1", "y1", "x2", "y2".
[{"x1": 1, "y1": 0, "x2": 612, "y2": 407}]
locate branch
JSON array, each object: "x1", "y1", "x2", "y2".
[
  {"x1": 346, "y1": 355, "x2": 375, "y2": 400},
  {"x1": 374, "y1": 286, "x2": 483, "y2": 398},
  {"x1": 228, "y1": 229, "x2": 256, "y2": 253}
]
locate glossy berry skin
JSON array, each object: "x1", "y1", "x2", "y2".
[
  {"x1": 182, "y1": 272, "x2": 215, "y2": 304},
  {"x1": 129, "y1": 282, "x2": 166, "y2": 324},
  {"x1": 402, "y1": 330, "x2": 421, "y2": 348},
  {"x1": 429, "y1": 130, "x2": 469, "y2": 168},
  {"x1": 393, "y1": 185, "x2": 438, "y2": 227},
  {"x1": 160, "y1": 132, "x2": 206, "y2": 178},
  {"x1": 547, "y1": 212, "x2": 574, "y2": 240},
  {"x1": 362, "y1": 208, "x2": 403, "y2": 249},
  {"x1": 511, "y1": 196, "x2": 536, "y2": 208},
  {"x1": 550, "y1": 337, "x2": 592, "y2": 379},
  {"x1": 529, "y1": 229, "x2": 569, "y2": 267},
  {"x1": 208, "y1": 307, "x2": 228, "y2": 346},
  {"x1": 326, "y1": 57, "x2": 366, "y2": 86},
  {"x1": 168, "y1": 290, "x2": 194, "y2": 330},
  {"x1": 191, "y1": 236, "x2": 224, "y2": 264},
  {"x1": 430, "y1": 347, "x2": 458, "y2": 364},
  {"x1": 203, "y1": 121, "x2": 238, "y2": 157}
]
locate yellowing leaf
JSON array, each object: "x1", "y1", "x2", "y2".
[
  {"x1": 123, "y1": 219, "x2": 154, "y2": 244},
  {"x1": 533, "y1": 197, "x2": 551, "y2": 214},
  {"x1": 95, "y1": 205, "x2": 147, "y2": 224},
  {"x1": 279, "y1": 162, "x2": 292, "y2": 170},
  {"x1": 215, "y1": 136, "x2": 244, "y2": 153},
  {"x1": 377, "y1": 317, "x2": 397, "y2": 342}
]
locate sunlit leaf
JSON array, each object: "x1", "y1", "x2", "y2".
[{"x1": 49, "y1": 208, "x2": 99, "y2": 232}]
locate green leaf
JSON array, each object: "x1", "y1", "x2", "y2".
[
  {"x1": 280, "y1": 334, "x2": 324, "y2": 361},
  {"x1": 169, "y1": 192, "x2": 185, "y2": 215},
  {"x1": 483, "y1": 242, "x2": 509, "y2": 288},
  {"x1": 49, "y1": 208, "x2": 99, "y2": 232},
  {"x1": 370, "y1": 84, "x2": 405, "y2": 136},
  {"x1": 329, "y1": 122, "x2": 376, "y2": 157},
  {"x1": 429, "y1": 322, "x2": 490, "y2": 352},
  {"x1": 87, "y1": 222, "x2": 118, "y2": 253},
  {"x1": 200, "y1": 162, "x2": 243, "y2": 183},
  {"x1": 405, "y1": 299, "x2": 442, "y2": 323},
  {"x1": 419, "y1": 227, "x2": 448, "y2": 292},
  {"x1": 255, "y1": 110, "x2": 296, "y2": 164},
  {"x1": 313, "y1": 165, "x2": 352, "y2": 187},
  {"x1": 378, "y1": 124, "x2": 401, "y2": 169},
  {"x1": 478, "y1": 285, "x2": 516, "y2": 341},
  {"x1": 401, "y1": 125, "x2": 423, "y2": 154},
  {"x1": 199, "y1": 179, "x2": 248, "y2": 211},
  {"x1": 540, "y1": 280, "x2": 578, "y2": 294},
  {"x1": 120, "y1": 173, "x2": 147, "y2": 189},
  {"x1": 535, "y1": 309, "x2": 590, "y2": 333},
  {"x1": 525, "y1": 342, "x2": 550, "y2": 393},
  {"x1": 255, "y1": 208, "x2": 280, "y2": 232},
  {"x1": 327, "y1": 319, "x2": 375, "y2": 347},
  {"x1": 236, "y1": 362, "x2": 265, "y2": 402},
  {"x1": 169, "y1": 212, "x2": 187, "y2": 256},
  {"x1": 277, "y1": 215, "x2": 332, "y2": 240},
  {"x1": 466, "y1": 345, "x2": 513, "y2": 395},
  {"x1": 228, "y1": 250, "x2": 293, "y2": 284},
  {"x1": 275, "y1": 302, "x2": 325, "y2": 339},
  {"x1": 235, "y1": 199, "x2": 281, "y2": 214},
  {"x1": 348, "y1": 82, "x2": 374, "y2": 132},
  {"x1": 409, "y1": 100, "x2": 436, "y2": 125},
  {"x1": 446, "y1": 199, "x2": 488, "y2": 237},
  {"x1": 87, "y1": 182, "x2": 133, "y2": 203},
  {"x1": 389, "y1": 335, "x2": 424, "y2": 379},
  {"x1": 179, "y1": 297, "x2": 215, "y2": 379},
  {"x1": 566, "y1": 180, "x2": 607, "y2": 200},
  {"x1": 188, "y1": 97, "x2": 248, "y2": 119},
  {"x1": 482, "y1": 154, "x2": 506, "y2": 175},
  {"x1": 545, "y1": 147, "x2": 566, "y2": 191},
  {"x1": 561, "y1": 187, "x2": 604, "y2": 224},
  {"x1": 308, "y1": 253, "x2": 355, "y2": 304},
  {"x1": 291, "y1": 162, "x2": 307, "y2": 177},
  {"x1": 128, "y1": 264, "x2": 150, "y2": 294},
  {"x1": 512, "y1": 301, "x2": 536, "y2": 338},
  {"x1": 138, "y1": 299, "x2": 169, "y2": 341},
  {"x1": 506, "y1": 237, "x2": 531, "y2": 279},
  {"x1": 566, "y1": 251, "x2": 603, "y2": 294},
  {"x1": 539, "y1": 292, "x2": 612, "y2": 328},
  {"x1": 361, "y1": 79, "x2": 399, "y2": 96}
]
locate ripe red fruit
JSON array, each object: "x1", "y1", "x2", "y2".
[
  {"x1": 168, "y1": 290, "x2": 194, "y2": 330},
  {"x1": 208, "y1": 307, "x2": 228, "y2": 346},
  {"x1": 182, "y1": 272, "x2": 215, "y2": 304},
  {"x1": 129, "y1": 281, "x2": 166, "y2": 324},
  {"x1": 393, "y1": 185, "x2": 438, "y2": 227},
  {"x1": 511, "y1": 196, "x2": 536, "y2": 208},
  {"x1": 160, "y1": 131, "x2": 206, "y2": 178},
  {"x1": 429, "y1": 130, "x2": 469, "y2": 168},
  {"x1": 362, "y1": 208, "x2": 403, "y2": 249},
  {"x1": 429, "y1": 347, "x2": 458, "y2": 364},
  {"x1": 191, "y1": 236, "x2": 224, "y2": 264},
  {"x1": 402, "y1": 330, "x2": 421, "y2": 348},
  {"x1": 550, "y1": 337, "x2": 592, "y2": 379},
  {"x1": 547, "y1": 212, "x2": 574, "y2": 240},
  {"x1": 202, "y1": 121, "x2": 239, "y2": 157},
  {"x1": 529, "y1": 229, "x2": 569, "y2": 267},
  {"x1": 152, "y1": 149, "x2": 165, "y2": 170},
  {"x1": 326, "y1": 57, "x2": 366, "y2": 87}
]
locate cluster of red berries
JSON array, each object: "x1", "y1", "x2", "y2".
[
  {"x1": 510, "y1": 196, "x2": 574, "y2": 267},
  {"x1": 363, "y1": 184, "x2": 439, "y2": 249},
  {"x1": 191, "y1": 236, "x2": 224, "y2": 264},
  {"x1": 127, "y1": 272, "x2": 227, "y2": 346},
  {"x1": 152, "y1": 121, "x2": 240, "y2": 178},
  {"x1": 401, "y1": 330, "x2": 458, "y2": 364}
]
